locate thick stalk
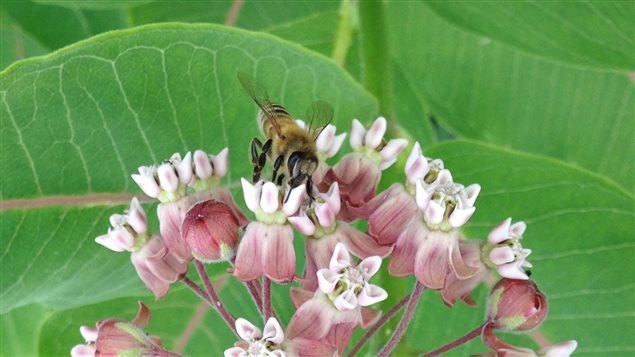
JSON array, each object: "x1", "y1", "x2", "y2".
[
  {"x1": 244, "y1": 280, "x2": 263, "y2": 314},
  {"x1": 193, "y1": 261, "x2": 237, "y2": 334},
  {"x1": 377, "y1": 282, "x2": 425, "y2": 357},
  {"x1": 347, "y1": 294, "x2": 410, "y2": 356},
  {"x1": 331, "y1": 0, "x2": 357, "y2": 66},
  {"x1": 358, "y1": 0, "x2": 393, "y2": 118},
  {"x1": 421, "y1": 322, "x2": 489, "y2": 357}
]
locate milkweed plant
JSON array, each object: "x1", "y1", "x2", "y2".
[{"x1": 73, "y1": 117, "x2": 576, "y2": 356}]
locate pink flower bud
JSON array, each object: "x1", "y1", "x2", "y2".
[
  {"x1": 182, "y1": 200, "x2": 242, "y2": 263},
  {"x1": 487, "y1": 278, "x2": 548, "y2": 332}
]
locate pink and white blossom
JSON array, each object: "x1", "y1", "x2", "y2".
[
  {"x1": 486, "y1": 218, "x2": 532, "y2": 280},
  {"x1": 224, "y1": 317, "x2": 286, "y2": 357},
  {"x1": 95, "y1": 197, "x2": 147, "y2": 252}
]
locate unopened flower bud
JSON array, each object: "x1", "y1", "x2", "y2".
[
  {"x1": 487, "y1": 278, "x2": 548, "y2": 332},
  {"x1": 182, "y1": 200, "x2": 242, "y2": 263}
]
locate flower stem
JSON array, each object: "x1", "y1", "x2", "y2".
[
  {"x1": 377, "y1": 281, "x2": 425, "y2": 357},
  {"x1": 244, "y1": 280, "x2": 263, "y2": 314},
  {"x1": 193, "y1": 260, "x2": 237, "y2": 335},
  {"x1": 358, "y1": 0, "x2": 393, "y2": 118},
  {"x1": 347, "y1": 293, "x2": 411, "y2": 356},
  {"x1": 262, "y1": 276, "x2": 272, "y2": 321},
  {"x1": 421, "y1": 321, "x2": 489, "y2": 357}
]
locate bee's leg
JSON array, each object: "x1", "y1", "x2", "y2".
[
  {"x1": 251, "y1": 138, "x2": 266, "y2": 182},
  {"x1": 272, "y1": 155, "x2": 284, "y2": 184},
  {"x1": 276, "y1": 173, "x2": 285, "y2": 186},
  {"x1": 262, "y1": 139, "x2": 273, "y2": 156},
  {"x1": 306, "y1": 176, "x2": 315, "y2": 207}
]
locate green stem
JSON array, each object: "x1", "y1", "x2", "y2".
[
  {"x1": 358, "y1": 0, "x2": 393, "y2": 118},
  {"x1": 331, "y1": 0, "x2": 357, "y2": 67}
]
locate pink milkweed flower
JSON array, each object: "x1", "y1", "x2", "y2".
[
  {"x1": 130, "y1": 234, "x2": 188, "y2": 299},
  {"x1": 95, "y1": 197, "x2": 148, "y2": 252},
  {"x1": 487, "y1": 278, "x2": 548, "y2": 332},
  {"x1": 288, "y1": 183, "x2": 392, "y2": 291},
  {"x1": 484, "y1": 218, "x2": 533, "y2": 280},
  {"x1": 320, "y1": 117, "x2": 408, "y2": 221},
  {"x1": 481, "y1": 322, "x2": 577, "y2": 357},
  {"x1": 71, "y1": 302, "x2": 179, "y2": 357},
  {"x1": 132, "y1": 152, "x2": 192, "y2": 203},
  {"x1": 181, "y1": 200, "x2": 243, "y2": 263},
  {"x1": 224, "y1": 317, "x2": 286, "y2": 357},
  {"x1": 286, "y1": 244, "x2": 386, "y2": 345},
  {"x1": 233, "y1": 179, "x2": 305, "y2": 283},
  {"x1": 295, "y1": 120, "x2": 347, "y2": 185}
]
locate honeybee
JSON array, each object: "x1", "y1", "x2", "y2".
[{"x1": 238, "y1": 73, "x2": 333, "y2": 199}]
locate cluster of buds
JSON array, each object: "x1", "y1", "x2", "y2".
[{"x1": 81, "y1": 117, "x2": 575, "y2": 356}]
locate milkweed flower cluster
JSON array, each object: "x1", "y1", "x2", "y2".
[{"x1": 80, "y1": 117, "x2": 576, "y2": 356}]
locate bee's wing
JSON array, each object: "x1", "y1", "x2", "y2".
[
  {"x1": 237, "y1": 72, "x2": 283, "y2": 137},
  {"x1": 306, "y1": 100, "x2": 334, "y2": 141}
]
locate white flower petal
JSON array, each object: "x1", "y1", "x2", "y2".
[
  {"x1": 406, "y1": 156, "x2": 430, "y2": 184},
  {"x1": 193, "y1": 150, "x2": 213, "y2": 180},
  {"x1": 358, "y1": 256, "x2": 382, "y2": 280},
  {"x1": 329, "y1": 243, "x2": 352, "y2": 272},
  {"x1": 224, "y1": 347, "x2": 247, "y2": 357},
  {"x1": 327, "y1": 132, "x2": 347, "y2": 158},
  {"x1": 260, "y1": 182, "x2": 280, "y2": 214},
  {"x1": 379, "y1": 138, "x2": 408, "y2": 161},
  {"x1": 333, "y1": 289, "x2": 358, "y2": 311},
  {"x1": 157, "y1": 163, "x2": 179, "y2": 192},
  {"x1": 357, "y1": 284, "x2": 388, "y2": 306},
  {"x1": 323, "y1": 182, "x2": 341, "y2": 214},
  {"x1": 288, "y1": 215, "x2": 316, "y2": 236},
  {"x1": 127, "y1": 197, "x2": 148, "y2": 234},
  {"x1": 315, "y1": 124, "x2": 335, "y2": 152},
  {"x1": 263, "y1": 317, "x2": 285, "y2": 344},
  {"x1": 379, "y1": 157, "x2": 398, "y2": 171},
  {"x1": 415, "y1": 180, "x2": 433, "y2": 209},
  {"x1": 448, "y1": 206, "x2": 476, "y2": 227},
  {"x1": 79, "y1": 326, "x2": 98, "y2": 342},
  {"x1": 510, "y1": 221, "x2": 527, "y2": 238},
  {"x1": 464, "y1": 184, "x2": 481, "y2": 207},
  {"x1": 315, "y1": 202, "x2": 335, "y2": 227},
  {"x1": 541, "y1": 340, "x2": 578, "y2": 357},
  {"x1": 405, "y1": 142, "x2": 422, "y2": 172},
  {"x1": 131, "y1": 172, "x2": 160, "y2": 198},
  {"x1": 350, "y1": 119, "x2": 365, "y2": 149},
  {"x1": 212, "y1": 147, "x2": 229, "y2": 178},
  {"x1": 424, "y1": 200, "x2": 445, "y2": 225},
  {"x1": 241, "y1": 178, "x2": 260, "y2": 213},
  {"x1": 282, "y1": 184, "x2": 305, "y2": 216},
  {"x1": 436, "y1": 169, "x2": 453, "y2": 185},
  {"x1": 235, "y1": 318, "x2": 262, "y2": 341},
  {"x1": 489, "y1": 246, "x2": 515, "y2": 265},
  {"x1": 488, "y1": 218, "x2": 512, "y2": 244},
  {"x1": 95, "y1": 234, "x2": 126, "y2": 252},
  {"x1": 365, "y1": 117, "x2": 387, "y2": 149},
  {"x1": 176, "y1": 151, "x2": 193, "y2": 185},
  {"x1": 317, "y1": 268, "x2": 342, "y2": 294},
  {"x1": 498, "y1": 263, "x2": 529, "y2": 280}
]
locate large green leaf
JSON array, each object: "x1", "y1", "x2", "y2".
[
  {"x1": 387, "y1": 1, "x2": 635, "y2": 193},
  {"x1": 0, "y1": 10, "x2": 48, "y2": 71},
  {"x1": 425, "y1": 1, "x2": 635, "y2": 71},
  {"x1": 0, "y1": 23, "x2": 377, "y2": 314},
  {"x1": 391, "y1": 140, "x2": 634, "y2": 355}
]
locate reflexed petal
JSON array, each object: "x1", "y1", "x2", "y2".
[
  {"x1": 212, "y1": 147, "x2": 229, "y2": 178},
  {"x1": 287, "y1": 296, "x2": 335, "y2": 340},
  {"x1": 358, "y1": 256, "x2": 382, "y2": 279},
  {"x1": 540, "y1": 340, "x2": 578, "y2": 357},
  {"x1": 365, "y1": 117, "x2": 387, "y2": 149},
  {"x1": 283, "y1": 184, "x2": 305, "y2": 216},
  {"x1": 95, "y1": 234, "x2": 127, "y2": 252},
  {"x1": 424, "y1": 200, "x2": 445, "y2": 225},
  {"x1": 233, "y1": 223, "x2": 264, "y2": 281},
  {"x1": 317, "y1": 269, "x2": 341, "y2": 294},
  {"x1": 488, "y1": 218, "x2": 512, "y2": 244},
  {"x1": 236, "y1": 318, "x2": 262, "y2": 341},
  {"x1": 333, "y1": 289, "x2": 358, "y2": 310},
  {"x1": 329, "y1": 243, "x2": 352, "y2": 272},
  {"x1": 193, "y1": 150, "x2": 213, "y2": 179},
  {"x1": 378, "y1": 157, "x2": 398, "y2": 171},
  {"x1": 224, "y1": 347, "x2": 247, "y2": 357},
  {"x1": 414, "y1": 231, "x2": 450, "y2": 289},
  {"x1": 490, "y1": 246, "x2": 515, "y2": 265},
  {"x1": 263, "y1": 225, "x2": 296, "y2": 283},
  {"x1": 260, "y1": 182, "x2": 280, "y2": 214},
  {"x1": 158, "y1": 199, "x2": 194, "y2": 261},
  {"x1": 241, "y1": 178, "x2": 261, "y2": 213},
  {"x1": 388, "y1": 222, "x2": 426, "y2": 277},
  {"x1": 349, "y1": 119, "x2": 365, "y2": 149},
  {"x1": 288, "y1": 215, "x2": 316, "y2": 236},
  {"x1": 360, "y1": 307, "x2": 381, "y2": 328},
  {"x1": 357, "y1": 284, "x2": 388, "y2": 306},
  {"x1": 130, "y1": 253, "x2": 169, "y2": 299},
  {"x1": 379, "y1": 138, "x2": 408, "y2": 161},
  {"x1": 157, "y1": 163, "x2": 179, "y2": 192},
  {"x1": 449, "y1": 237, "x2": 480, "y2": 279},
  {"x1": 337, "y1": 222, "x2": 392, "y2": 259},
  {"x1": 498, "y1": 263, "x2": 529, "y2": 280},
  {"x1": 448, "y1": 206, "x2": 476, "y2": 228},
  {"x1": 263, "y1": 317, "x2": 285, "y2": 344}
]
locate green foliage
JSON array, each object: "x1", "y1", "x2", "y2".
[{"x1": 1, "y1": 1, "x2": 633, "y2": 356}]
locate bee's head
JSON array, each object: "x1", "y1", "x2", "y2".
[{"x1": 288, "y1": 151, "x2": 318, "y2": 180}]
